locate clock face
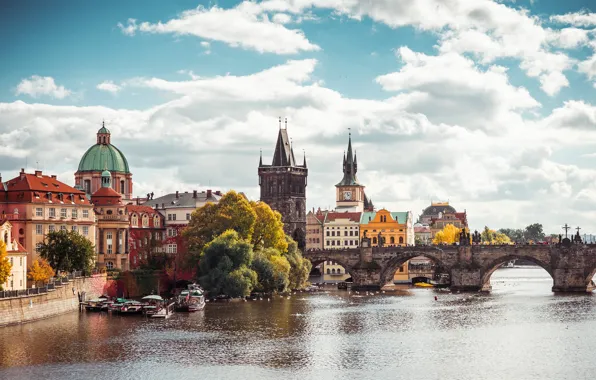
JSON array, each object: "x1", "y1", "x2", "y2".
[{"x1": 343, "y1": 191, "x2": 352, "y2": 200}]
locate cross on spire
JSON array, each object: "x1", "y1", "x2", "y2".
[{"x1": 562, "y1": 223, "x2": 570, "y2": 238}]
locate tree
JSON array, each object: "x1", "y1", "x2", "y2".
[
  {"x1": 0, "y1": 240, "x2": 12, "y2": 290},
  {"x1": 498, "y1": 228, "x2": 524, "y2": 242},
  {"x1": 250, "y1": 201, "x2": 288, "y2": 252},
  {"x1": 38, "y1": 230, "x2": 95, "y2": 274},
  {"x1": 284, "y1": 237, "x2": 312, "y2": 289},
  {"x1": 432, "y1": 224, "x2": 461, "y2": 245},
  {"x1": 28, "y1": 258, "x2": 55, "y2": 287},
  {"x1": 524, "y1": 223, "x2": 545, "y2": 242},
  {"x1": 481, "y1": 226, "x2": 512, "y2": 245},
  {"x1": 197, "y1": 230, "x2": 257, "y2": 297}
]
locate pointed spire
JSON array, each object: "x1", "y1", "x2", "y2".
[
  {"x1": 303, "y1": 149, "x2": 307, "y2": 168},
  {"x1": 259, "y1": 149, "x2": 263, "y2": 167},
  {"x1": 279, "y1": 116, "x2": 282, "y2": 129},
  {"x1": 336, "y1": 131, "x2": 360, "y2": 187}
]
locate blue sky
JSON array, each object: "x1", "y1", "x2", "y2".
[{"x1": 2, "y1": 0, "x2": 596, "y2": 232}]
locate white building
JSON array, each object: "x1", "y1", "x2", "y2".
[{"x1": 1, "y1": 220, "x2": 27, "y2": 291}]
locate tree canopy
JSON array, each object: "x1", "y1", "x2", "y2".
[
  {"x1": 481, "y1": 226, "x2": 513, "y2": 245},
  {"x1": 28, "y1": 258, "x2": 55, "y2": 286},
  {"x1": 524, "y1": 223, "x2": 545, "y2": 242},
  {"x1": 0, "y1": 240, "x2": 12, "y2": 290},
  {"x1": 38, "y1": 230, "x2": 95, "y2": 274},
  {"x1": 432, "y1": 224, "x2": 461, "y2": 245}
]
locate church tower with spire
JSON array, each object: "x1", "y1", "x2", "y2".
[
  {"x1": 258, "y1": 118, "x2": 308, "y2": 250},
  {"x1": 336, "y1": 133, "x2": 366, "y2": 212}
]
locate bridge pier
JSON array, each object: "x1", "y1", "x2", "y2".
[
  {"x1": 449, "y1": 267, "x2": 483, "y2": 292},
  {"x1": 552, "y1": 268, "x2": 594, "y2": 293},
  {"x1": 350, "y1": 268, "x2": 382, "y2": 292}
]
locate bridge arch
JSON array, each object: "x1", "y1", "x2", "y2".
[
  {"x1": 480, "y1": 254, "x2": 554, "y2": 290},
  {"x1": 307, "y1": 256, "x2": 361, "y2": 284},
  {"x1": 379, "y1": 249, "x2": 451, "y2": 286},
  {"x1": 585, "y1": 265, "x2": 596, "y2": 290}
]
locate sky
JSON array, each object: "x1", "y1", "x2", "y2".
[{"x1": 2, "y1": 0, "x2": 596, "y2": 234}]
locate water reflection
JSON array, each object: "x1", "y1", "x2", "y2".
[{"x1": 1, "y1": 268, "x2": 596, "y2": 380}]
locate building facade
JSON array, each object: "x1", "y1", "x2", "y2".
[
  {"x1": 0, "y1": 169, "x2": 96, "y2": 265},
  {"x1": 335, "y1": 134, "x2": 366, "y2": 212},
  {"x1": 1, "y1": 220, "x2": 27, "y2": 291},
  {"x1": 414, "y1": 223, "x2": 432, "y2": 245},
  {"x1": 91, "y1": 170, "x2": 130, "y2": 270},
  {"x1": 127, "y1": 204, "x2": 166, "y2": 269},
  {"x1": 306, "y1": 208, "x2": 326, "y2": 251},
  {"x1": 75, "y1": 123, "x2": 133, "y2": 200},
  {"x1": 258, "y1": 123, "x2": 308, "y2": 250}
]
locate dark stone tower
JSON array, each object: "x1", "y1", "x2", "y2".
[{"x1": 258, "y1": 119, "x2": 308, "y2": 250}]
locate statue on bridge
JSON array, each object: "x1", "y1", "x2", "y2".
[
  {"x1": 377, "y1": 231, "x2": 385, "y2": 247},
  {"x1": 459, "y1": 228, "x2": 470, "y2": 246},
  {"x1": 361, "y1": 230, "x2": 371, "y2": 248},
  {"x1": 472, "y1": 230, "x2": 481, "y2": 245},
  {"x1": 574, "y1": 231, "x2": 583, "y2": 244}
]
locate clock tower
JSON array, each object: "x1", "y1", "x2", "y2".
[{"x1": 335, "y1": 133, "x2": 365, "y2": 212}]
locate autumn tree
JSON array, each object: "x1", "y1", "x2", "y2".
[
  {"x1": 284, "y1": 237, "x2": 312, "y2": 289},
  {"x1": 250, "y1": 201, "x2": 288, "y2": 252},
  {"x1": 28, "y1": 258, "x2": 55, "y2": 287},
  {"x1": 38, "y1": 230, "x2": 95, "y2": 274},
  {"x1": 0, "y1": 240, "x2": 12, "y2": 290},
  {"x1": 432, "y1": 224, "x2": 461, "y2": 245},
  {"x1": 481, "y1": 226, "x2": 513, "y2": 245}
]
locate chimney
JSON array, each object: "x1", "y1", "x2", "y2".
[
  {"x1": 207, "y1": 189, "x2": 212, "y2": 198},
  {"x1": 193, "y1": 190, "x2": 197, "y2": 199},
  {"x1": 175, "y1": 191, "x2": 179, "y2": 199},
  {"x1": 136, "y1": 197, "x2": 140, "y2": 205},
  {"x1": 20, "y1": 168, "x2": 24, "y2": 174},
  {"x1": 161, "y1": 203, "x2": 165, "y2": 209},
  {"x1": 19, "y1": 169, "x2": 25, "y2": 179},
  {"x1": 51, "y1": 175, "x2": 57, "y2": 179},
  {"x1": 35, "y1": 170, "x2": 42, "y2": 177},
  {"x1": 215, "y1": 190, "x2": 222, "y2": 196}
]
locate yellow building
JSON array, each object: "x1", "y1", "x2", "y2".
[
  {"x1": 1, "y1": 220, "x2": 28, "y2": 291},
  {"x1": 360, "y1": 209, "x2": 414, "y2": 283}
]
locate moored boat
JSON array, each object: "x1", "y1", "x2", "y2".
[
  {"x1": 175, "y1": 284, "x2": 206, "y2": 312},
  {"x1": 84, "y1": 296, "x2": 109, "y2": 312}
]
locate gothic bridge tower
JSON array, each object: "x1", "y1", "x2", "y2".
[{"x1": 258, "y1": 119, "x2": 308, "y2": 250}]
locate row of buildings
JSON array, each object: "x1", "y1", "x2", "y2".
[{"x1": 1, "y1": 125, "x2": 223, "y2": 291}]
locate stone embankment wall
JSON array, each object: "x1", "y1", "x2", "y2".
[{"x1": 0, "y1": 274, "x2": 107, "y2": 327}]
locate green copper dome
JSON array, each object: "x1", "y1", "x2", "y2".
[{"x1": 78, "y1": 144, "x2": 130, "y2": 173}]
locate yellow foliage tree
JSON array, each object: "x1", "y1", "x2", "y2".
[
  {"x1": 432, "y1": 224, "x2": 461, "y2": 245},
  {"x1": 481, "y1": 226, "x2": 512, "y2": 245},
  {"x1": 0, "y1": 240, "x2": 12, "y2": 290},
  {"x1": 250, "y1": 201, "x2": 288, "y2": 253},
  {"x1": 28, "y1": 258, "x2": 55, "y2": 287}
]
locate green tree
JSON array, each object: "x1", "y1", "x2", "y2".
[
  {"x1": 524, "y1": 223, "x2": 545, "y2": 242},
  {"x1": 284, "y1": 238, "x2": 312, "y2": 290},
  {"x1": 0, "y1": 240, "x2": 12, "y2": 290},
  {"x1": 498, "y1": 228, "x2": 524, "y2": 242},
  {"x1": 481, "y1": 227, "x2": 512, "y2": 245},
  {"x1": 197, "y1": 230, "x2": 257, "y2": 297},
  {"x1": 38, "y1": 230, "x2": 95, "y2": 273}
]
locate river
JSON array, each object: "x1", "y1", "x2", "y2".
[{"x1": 1, "y1": 267, "x2": 596, "y2": 380}]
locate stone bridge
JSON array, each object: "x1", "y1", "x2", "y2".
[{"x1": 304, "y1": 244, "x2": 596, "y2": 292}]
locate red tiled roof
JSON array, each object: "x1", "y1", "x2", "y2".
[
  {"x1": 9, "y1": 240, "x2": 27, "y2": 254},
  {"x1": 414, "y1": 226, "x2": 430, "y2": 233},
  {"x1": 92, "y1": 187, "x2": 122, "y2": 198},
  {"x1": 325, "y1": 211, "x2": 361, "y2": 223},
  {"x1": 3, "y1": 171, "x2": 90, "y2": 205},
  {"x1": 126, "y1": 205, "x2": 159, "y2": 215}
]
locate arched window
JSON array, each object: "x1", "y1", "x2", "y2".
[
  {"x1": 399, "y1": 237, "x2": 404, "y2": 244},
  {"x1": 106, "y1": 261, "x2": 114, "y2": 269},
  {"x1": 373, "y1": 237, "x2": 377, "y2": 244},
  {"x1": 131, "y1": 214, "x2": 138, "y2": 226},
  {"x1": 153, "y1": 215, "x2": 160, "y2": 227},
  {"x1": 142, "y1": 215, "x2": 149, "y2": 227},
  {"x1": 390, "y1": 237, "x2": 395, "y2": 244},
  {"x1": 296, "y1": 201, "x2": 301, "y2": 217},
  {"x1": 332, "y1": 268, "x2": 336, "y2": 274},
  {"x1": 326, "y1": 268, "x2": 330, "y2": 274},
  {"x1": 13, "y1": 208, "x2": 18, "y2": 215}
]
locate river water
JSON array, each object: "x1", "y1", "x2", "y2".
[{"x1": 1, "y1": 267, "x2": 596, "y2": 380}]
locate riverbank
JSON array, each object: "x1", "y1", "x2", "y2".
[{"x1": 0, "y1": 274, "x2": 107, "y2": 327}]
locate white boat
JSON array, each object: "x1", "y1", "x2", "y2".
[
  {"x1": 176, "y1": 284, "x2": 206, "y2": 312},
  {"x1": 151, "y1": 301, "x2": 175, "y2": 319}
]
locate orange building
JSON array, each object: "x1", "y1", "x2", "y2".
[{"x1": 0, "y1": 169, "x2": 96, "y2": 265}]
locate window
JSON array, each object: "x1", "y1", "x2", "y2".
[
  {"x1": 10, "y1": 258, "x2": 13, "y2": 265},
  {"x1": 106, "y1": 261, "x2": 114, "y2": 270},
  {"x1": 326, "y1": 268, "x2": 330, "y2": 274},
  {"x1": 60, "y1": 225, "x2": 67, "y2": 231},
  {"x1": 326, "y1": 241, "x2": 330, "y2": 246},
  {"x1": 186, "y1": 213, "x2": 191, "y2": 220},
  {"x1": 35, "y1": 243, "x2": 42, "y2": 252},
  {"x1": 142, "y1": 215, "x2": 149, "y2": 228},
  {"x1": 120, "y1": 180, "x2": 125, "y2": 194},
  {"x1": 60, "y1": 208, "x2": 67, "y2": 218},
  {"x1": 49, "y1": 208, "x2": 56, "y2": 218},
  {"x1": 131, "y1": 214, "x2": 138, "y2": 226},
  {"x1": 326, "y1": 231, "x2": 329, "y2": 236},
  {"x1": 107, "y1": 244, "x2": 113, "y2": 254},
  {"x1": 49, "y1": 225, "x2": 55, "y2": 232},
  {"x1": 107, "y1": 232, "x2": 113, "y2": 240},
  {"x1": 154, "y1": 216, "x2": 160, "y2": 227},
  {"x1": 390, "y1": 237, "x2": 395, "y2": 244},
  {"x1": 82, "y1": 226, "x2": 89, "y2": 236},
  {"x1": 36, "y1": 224, "x2": 43, "y2": 235},
  {"x1": 72, "y1": 209, "x2": 78, "y2": 218},
  {"x1": 168, "y1": 228, "x2": 177, "y2": 237},
  {"x1": 36, "y1": 208, "x2": 43, "y2": 217},
  {"x1": 399, "y1": 237, "x2": 404, "y2": 244},
  {"x1": 373, "y1": 237, "x2": 377, "y2": 244},
  {"x1": 167, "y1": 244, "x2": 177, "y2": 254},
  {"x1": 331, "y1": 268, "x2": 336, "y2": 274},
  {"x1": 82, "y1": 209, "x2": 89, "y2": 218},
  {"x1": 72, "y1": 226, "x2": 78, "y2": 233},
  {"x1": 168, "y1": 214, "x2": 173, "y2": 221},
  {"x1": 19, "y1": 257, "x2": 22, "y2": 266},
  {"x1": 344, "y1": 231, "x2": 348, "y2": 236}
]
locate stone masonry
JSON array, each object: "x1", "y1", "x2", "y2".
[{"x1": 304, "y1": 244, "x2": 596, "y2": 292}]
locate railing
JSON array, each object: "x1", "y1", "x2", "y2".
[{"x1": 0, "y1": 271, "x2": 87, "y2": 300}]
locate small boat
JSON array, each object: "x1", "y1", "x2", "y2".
[
  {"x1": 142, "y1": 295, "x2": 165, "y2": 316},
  {"x1": 337, "y1": 282, "x2": 348, "y2": 290},
  {"x1": 175, "y1": 284, "x2": 206, "y2": 312},
  {"x1": 84, "y1": 296, "x2": 109, "y2": 312},
  {"x1": 414, "y1": 282, "x2": 434, "y2": 288},
  {"x1": 117, "y1": 301, "x2": 144, "y2": 315},
  {"x1": 152, "y1": 301, "x2": 175, "y2": 319}
]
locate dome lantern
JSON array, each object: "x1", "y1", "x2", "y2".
[
  {"x1": 97, "y1": 121, "x2": 111, "y2": 145},
  {"x1": 101, "y1": 169, "x2": 111, "y2": 188}
]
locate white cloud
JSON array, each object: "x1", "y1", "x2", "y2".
[
  {"x1": 96, "y1": 80, "x2": 122, "y2": 94},
  {"x1": 547, "y1": 27, "x2": 590, "y2": 49},
  {"x1": 272, "y1": 13, "x2": 292, "y2": 24},
  {"x1": 550, "y1": 11, "x2": 596, "y2": 27},
  {"x1": 118, "y1": 3, "x2": 320, "y2": 54},
  {"x1": 15, "y1": 75, "x2": 71, "y2": 99},
  {"x1": 578, "y1": 52, "x2": 596, "y2": 83}
]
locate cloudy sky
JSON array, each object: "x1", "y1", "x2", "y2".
[{"x1": 2, "y1": 0, "x2": 596, "y2": 234}]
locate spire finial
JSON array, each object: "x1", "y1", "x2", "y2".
[
  {"x1": 285, "y1": 117, "x2": 288, "y2": 129},
  {"x1": 279, "y1": 116, "x2": 281, "y2": 129}
]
